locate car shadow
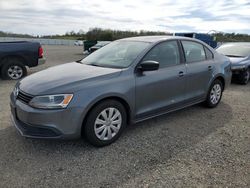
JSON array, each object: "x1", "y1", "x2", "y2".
[{"x1": 0, "y1": 102, "x2": 233, "y2": 187}]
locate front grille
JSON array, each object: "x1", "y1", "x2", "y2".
[{"x1": 17, "y1": 90, "x2": 33, "y2": 104}]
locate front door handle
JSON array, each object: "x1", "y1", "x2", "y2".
[
  {"x1": 179, "y1": 71, "x2": 185, "y2": 77},
  {"x1": 208, "y1": 65, "x2": 213, "y2": 71}
]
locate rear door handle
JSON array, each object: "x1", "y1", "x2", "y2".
[
  {"x1": 179, "y1": 71, "x2": 185, "y2": 77},
  {"x1": 208, "y1": 66, "x2": 213, "y2": 71}
]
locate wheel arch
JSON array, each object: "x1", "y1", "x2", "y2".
[
  {"x1": 81, "y1": 95, "x2": 132, "y2": 135},
  {"x1": 0, "y1": 55, "x2": 26, "y2": 68},
  {"x1": 208, "y1": 74, "x2": 226, "y2": 92},
  {"x1": 214, "y1": 75, "x2": 225, "y2": 91}
]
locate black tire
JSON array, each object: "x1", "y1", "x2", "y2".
[
  {"x1": 204, "y1": 79, "x2": 223, "y2": 108},
  {"x1": 238, "y1": 69, "x2": 250, "y2": 85},
  {"x1": 84, "y1": 100, "x2": 127, "y2": 147},
  {"x1": 1, "y1": 58, "x2": 27, "y2": 80}
]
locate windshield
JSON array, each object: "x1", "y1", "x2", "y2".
[
  {"x1": 81, "y1": 41, "x2": 150, "y2": 68},
  {"x1": 217, "y1": 44, "x2": 250, "y2": 57}
]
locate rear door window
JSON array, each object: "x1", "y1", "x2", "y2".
[{"x1": 181, "y1": 41, "x2": 206, "y2": 63}]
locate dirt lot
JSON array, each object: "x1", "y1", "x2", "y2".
[{"x1": 0, "y1": 45, "x2": 249, "y2": 188}]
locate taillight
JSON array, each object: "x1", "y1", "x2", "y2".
[{"x1": 38, "y1": 46, "x2": 43, "y2": 58}]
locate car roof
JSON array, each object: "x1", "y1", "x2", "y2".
[{"x1": 118, "y1": 35, "x2": 199, "y2": 43}]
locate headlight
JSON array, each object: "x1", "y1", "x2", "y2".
[
  {"x1": 13, "y1": 86, "x2": 19, "y2": 98},
  {"x1": 29, "y1": 94, "x2": 73, "y2": 109},
  {"x1": 231, "y1": 65, "x2": 247, "y2": 70}
]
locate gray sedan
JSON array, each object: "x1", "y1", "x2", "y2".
[
  {"x1": 216, "y1": 42, "x2": 250, "y2": 84},
  {"x1": 10, "y1": 36, "x2": 232, "y2": 146}
]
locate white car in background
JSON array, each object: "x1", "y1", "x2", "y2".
[{"x1": 74, "y1": 40, "x2": 84, "y2": 46}]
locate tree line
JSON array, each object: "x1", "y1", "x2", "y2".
[
  {"x1": 214, "y1": 32, "x2": 250, "y2": 42},
  {"x1": 1, "y1": 28, "x2": 250, "y2": 42},
  {"x1": 42, "y1": 28, "x2": 169, "y2": 41},
  {"x1": 0, "y1": 31, "x2": 35, "y2": 38}
]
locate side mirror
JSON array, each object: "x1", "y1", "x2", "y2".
[{"x1": 138, "y1": 61, "x2": 159, "y2": 71}]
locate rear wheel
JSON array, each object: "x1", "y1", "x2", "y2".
[
  {"x1": 238, "y1": 69, "x2": 250, "y2": 85},
  {"x1": 1, "y1": 58, "x2": 27, "y2": 80},
  {"x1": 84, "y1": 100, "x2": 127, "y2": 147},
  {"x1": 205, "y1": 79, "x2": 223, "y2": 108}
]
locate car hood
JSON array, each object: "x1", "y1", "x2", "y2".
[
  {"x1": 18, "y1": 62, "x2": 122, "y2": 95},
  {"x1": 229, "y1": 56, "x2": 249, "y2": 65}
]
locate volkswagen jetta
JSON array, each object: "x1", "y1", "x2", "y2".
[{"x1": 10, "y1": 36, "x2": 232, "y2": 146}]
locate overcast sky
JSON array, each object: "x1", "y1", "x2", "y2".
[{"x1": 1, "y1": 0, "x2": 250, "y2": 35}]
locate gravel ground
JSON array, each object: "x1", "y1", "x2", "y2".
[{"x1": 0, "y1": 45, "x2": 249, "y2": 188}]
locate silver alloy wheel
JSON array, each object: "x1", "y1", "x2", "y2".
[
  {"x1": 94, "y1": 107, "x2": 122, "y2": 141},
  {"x1": 210, "y1": 84, "x2": 222, "y2": 105},
  {"x1": 7, "y1": 65, "x2": 23, "y2": 79}
]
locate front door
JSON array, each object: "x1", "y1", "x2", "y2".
[{"x1": 135, "y1": 40, "x2": 187, "y2": 119}]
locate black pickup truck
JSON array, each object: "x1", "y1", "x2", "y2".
[{"x1": 0, "y1": 41, "x2": 45, "y2": 80}]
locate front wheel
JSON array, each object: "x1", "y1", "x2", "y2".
[
  {"x1": 238, "y1": 69, "x2": 250, "y2": 85},
  {"x1": 84, "y1": 100, "x2": 127, "y2": 147},
  {"x1": 205, "y1": 80, "x2": 223, "y2": 108}
]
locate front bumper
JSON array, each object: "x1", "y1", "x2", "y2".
[
  {"x1": 38, "y1": 58, "x2": 46, "y2": 65},
  {"x1": 10, "y1": 93, "x2": 83, "y2": 139},
  {"x1": 11, "y1": 113, "x2": 62, "y2": 138},
  {"x1": 231, "y1": 64, "x2": 248, "y2": 71}
]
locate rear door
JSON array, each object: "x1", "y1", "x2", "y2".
[
  {"x1": 181, "y1": 40, "x2": 214, "y2": 100},
  {"x1": 135, "y1": 40, "x2": 187, "y2": 119}
]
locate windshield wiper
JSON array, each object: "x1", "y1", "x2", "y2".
[
  {"x1": 225, "y1": 55, "x2": 245, "y2": 58},
  {"x1": 87, "y1": 63, "x2": 104, "y2": 67},
  {"x1": 78, "y1": 61, "x2": 102, "y2": 67},
  {"x1": 75, "y1": 59, "x2": 83, "y2": 63},
  {"x1": 81, "y1": 62, "x2": 123, "y2": 69}
]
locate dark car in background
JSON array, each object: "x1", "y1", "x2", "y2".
[
  {"x1": 0, "y1": 41, "x2": 45, "y2": 80},
  {"x1": 88, "y1": 41, "x2": 111, "y2": 53},
  {"x1": 10, "y1": 36, "x2": 231, "y2": 146},
  {"x1": 217, "y1": 42, "x2": 250, "y2": 84}
]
